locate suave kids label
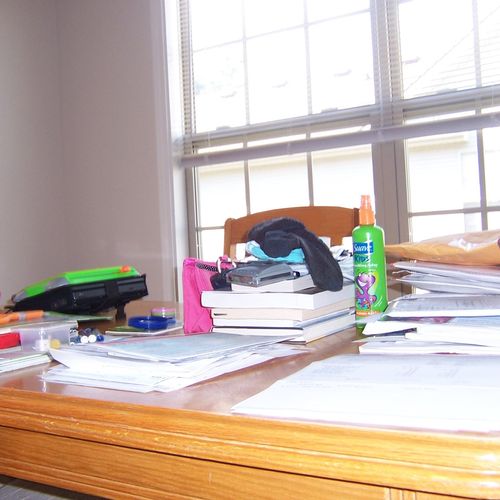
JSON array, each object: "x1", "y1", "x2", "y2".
[{"x1": 352, "y1": 195, "x2": 388, "y2": 317}]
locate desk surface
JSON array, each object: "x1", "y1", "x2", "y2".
[{"x1": 0, "y1": 300, "x2": 499, "y2": 499}]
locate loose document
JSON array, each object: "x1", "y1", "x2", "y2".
[
  {"x1": 393, "y1": 261, "x2": 500, "y2": 294},
  {"x1": 232, "y1": 354, "x2": 500, "y2": 432},
  {"x1": 43, "y1": 333, "x2": 302, "y2": 393}
]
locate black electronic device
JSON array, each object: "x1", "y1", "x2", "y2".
[
  {"x1": 10, "y1": 266, "x2": 148, "y2": 319},
  {"x1": 226, "y1": 261, "x2": 294, "y2": 287}
]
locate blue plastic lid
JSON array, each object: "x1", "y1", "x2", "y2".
[{"x1": 128, "y1": 315, "x2": 172, "y2": 331}]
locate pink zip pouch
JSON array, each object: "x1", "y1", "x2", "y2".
[{"x1": 182, "y1": 257, "x2": 233, "y2": 334}]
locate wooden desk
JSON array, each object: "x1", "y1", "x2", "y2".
[{"x1": 0, "y1": 301, "x2": 499, "y2": 499}]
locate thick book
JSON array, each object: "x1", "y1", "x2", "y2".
[
  {"x1": 212, "y1": 307, "x2": 353, "y2": 328},
  {"x1": 202, "y1": 284, "x2": 355, "y2": 310},
  {"x1": 230, "y1": 273, "x2": 314, "y2": 293},
  {"x1": 212, "y1": 311, "x2": 355, "y2": 344},
  {"x1": 211, "y1": 298, "x2": 354, "y2": 322}
]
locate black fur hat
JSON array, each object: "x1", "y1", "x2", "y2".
[{"x1": 248, "y1": 217, "x2": 344, "y2": 291}]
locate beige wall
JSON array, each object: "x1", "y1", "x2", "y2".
[
  {"x1": 0, "y1": 0, "x2": 68, "y2": 301},
  {"x1": 0, "y1": 0, "x2": 178, "y2": 303}
]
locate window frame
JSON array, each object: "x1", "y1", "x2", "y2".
[{"x1": 177, "y1": 0, "x2": 500, "y2": 258}]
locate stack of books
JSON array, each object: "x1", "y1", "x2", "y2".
[{"x1": 201, "y1": 273, "x2": 355, "y2": 343}]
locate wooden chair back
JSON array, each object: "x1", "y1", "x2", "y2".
[{"x1": 223, "y1": 206, "x2": 359, "y2": 259}]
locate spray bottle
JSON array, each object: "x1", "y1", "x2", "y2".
[{"x1": 352, "y1": 195, "x2": 388, "y2": 317}]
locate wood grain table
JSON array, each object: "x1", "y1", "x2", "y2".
[{"x1": 0, "y1": 301, "x2": 499, "y2": 499}]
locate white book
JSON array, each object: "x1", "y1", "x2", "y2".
[
  {"x1": 212, "y1": 308, "x2": 352, "y2": 328},
  {"x1": 202, "y1": 284, "x2": 355, "y2": 310},
  {"x1": 212, "y1": 311, "x2": 355, "y2": 344},
  {"x1": 230, "y1": 273, "x2": 314, "y2": 293},
  {"x1": 211, "y1": 298, "x2": 354, "y2": 322}
]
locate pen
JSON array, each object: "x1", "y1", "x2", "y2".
[{"x1": 0, "y1": 310, "x2": 45, "y2": 325}]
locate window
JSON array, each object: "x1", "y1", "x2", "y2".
[{"x1": 176, "y1": 0, "x2": 500, "y2": 261}]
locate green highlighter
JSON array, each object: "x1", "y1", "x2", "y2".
[{"x1": 11, "y1": 265, "x2": 148, "y2": 318}]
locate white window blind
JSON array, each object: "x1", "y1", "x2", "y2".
[
  {"x1": 179, "y1": 0, "x2": 500, "y2": 166},
  {"x1": 174, "y1": 0, "x2": 500, "y2": 259}
]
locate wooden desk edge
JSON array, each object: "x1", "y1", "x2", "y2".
[
  {"x1": 1, "y1": 300, "x2": 499, "y2": 498},
  {"x1": 1, "y1": 386, "x2": 500, "y2": 498}
]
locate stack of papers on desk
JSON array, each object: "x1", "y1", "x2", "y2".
[
  {"x1": 360, "y1": 294, "x2": 500, "y2": 354},
  {"x1": 393, "y1": 261, "x2": 500, "y2": 294},
  {"x1": 231, "y1": 354, "x2": 500, "y2": 432},
  {"x1": 42, "y1": 333, "x2": 303, "y2": 392},
  {"x1": 384, "y1": 292, "x2": 500, "y2": 317},
  {"x1": 360, "y1": 272, "x2": 500, "y2": 353},
  {"x1": 359, "y1": 339, "x2": 500, "y2": 355}
]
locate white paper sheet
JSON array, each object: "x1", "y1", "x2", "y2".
[
  {"x1": 385, "y1": 294, "x2": 500, "y2": 317},
  {"x1": 362, "y1": 315, "x2": 500, "y2": 336},
  {"x1": 398, "y1": 272, "x2": 500, "y2": 294},
  {"x1": 232, "y1": 354, "x2": 500, "y2": 432},
  {"x1": 359, "y1": 340, "x2": 500, "y2": 354}
]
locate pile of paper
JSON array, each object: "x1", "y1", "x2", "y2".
[
  {"x1": 43, "y1": 333, "x2": 304, "y2": 392},
  {"x1": 0, "y1": 349, "x2": 51, "y2": 373},
  {"x1": 361, "y1": 294, "x2": 500, "y2": 354},
  {"x1": 393, "y1": 261, "x2": 500, "y2": 294},
  {"x1": 360, "y1": 261, "x2": 500, "y2": 354}
]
